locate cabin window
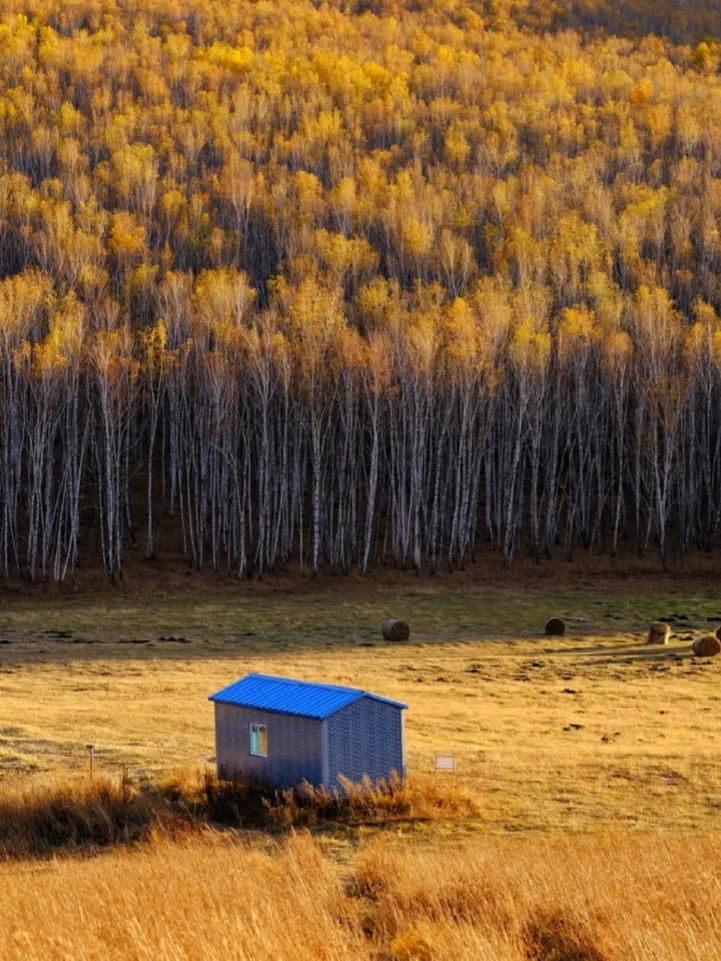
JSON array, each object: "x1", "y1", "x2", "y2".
[{"x1": 249, "y1": 723, "x2": 268, "y2": 757}]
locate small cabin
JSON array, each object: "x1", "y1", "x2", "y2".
[{"x1": 209, "y1": 673, "x2": 407, "y2": 789}]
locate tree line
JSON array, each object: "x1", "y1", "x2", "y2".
[
  {"x1": 0, "y1": 0, "x2": 720, "y2": 580},
  {"x1": 5, "y1": 273, "x2": 721, "y2": 580}
]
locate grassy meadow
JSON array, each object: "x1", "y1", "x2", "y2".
[
  {"x1": 1, "y1": 576, "x2": 721, "y2": 831},
  {"x1": 1, "y1": 575, "x2": 721, "y2": 959},
  {"x1": 1, "y1": 827, "x2": 720, "y2": 960}
]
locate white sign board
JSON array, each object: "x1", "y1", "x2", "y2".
[{"x1": 434, "y1": 754, "x2": 456, "y2": 772}]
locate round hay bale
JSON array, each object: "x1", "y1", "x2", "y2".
[
  {"x1": 545, "y1": 617, "x2": 565, "y2": 637},
  {"x1": 693, "y1": 634, "x2": 721, "y2": 658},
  {"x1": 382, "y1": 618, "x2": 410, "y2": 642},
  {"x1": 716, "y1": 626, "x2": 721, "y2": 643},
  {"x1": 647, "y1": 621, "x2": 671, "y2": 645}
]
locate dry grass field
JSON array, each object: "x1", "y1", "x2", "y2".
[
  {"x1": 1, "y1": 576, "x2": 721, "y2": 831},
  {"x1": 2, "y1": 576, "x2": 721, "y2": 959},
  {"x1": 1, "y1": 830, "x2": 720, "y2": 960}
]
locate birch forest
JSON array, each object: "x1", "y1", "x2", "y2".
[{"x1": 0, "y1": 0, "x2": 721, "y2": 581}]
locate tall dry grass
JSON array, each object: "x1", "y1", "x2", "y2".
[
  {"x1": 0, "y1": 831, "x2": 720, "y2": 960},
  {"x1": 0, "y1": 771, "x2": 479, "y2": 859},
  {"x1": 354, "y1": 832, "x2": 721, "y2": 960},
  {"x1": 0, "y1": 834, "x2": 358, "y2": 961},
  {"x1": 197, "y1": 771, "x2": 481, "y2": 829},
  {"x1": 0, "y1": 775, "x2": 157, "y2": 858}
]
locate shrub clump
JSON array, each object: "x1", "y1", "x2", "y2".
[
  {"x1": 0, "y1": 769, "x2": 483, "y2": 857},
  {"x1": 198, "y1": 771, "x2": 480, "y2": 830},
  {"x1": 0, "y1": 775, "x2": 156, "y2": 859},
  {"x1": 523, "y1": 911, "x2": 610, "y2": 961}
]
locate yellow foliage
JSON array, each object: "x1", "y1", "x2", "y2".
[
  {"x1": 0, "y1": 0, "x2": 713, "y2": 397},
  {"x1": 200, "y1": 42, "x2": 253, "y2": 75},
  {"x1": 558, "y1": 305, "x2": 599, "y2": 361},
  {"x1": 191, "y1": 268, "x2": 255, "y2": 330},
  {"x1": 510, "y1": 316, "x2": 551, "y2": 373},
  {"x1": 601, "y1": 329, "x2": 634, "y2": 376},
  {"x1": 442, "y1": 297, "x2": 478, "y2": 366},
  {"x1": 444, "y1": 122, "x2": 470, "y2": 167},
  {"x1": 402, "y1": 218, "x2": 433, "y2": 258},
  {"x1": 109, "y1": 212, "x2": 148, "y2": 264}
]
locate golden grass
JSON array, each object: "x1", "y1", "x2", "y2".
[
  {"x1": 0, "y1": 581, "x2": 719, "y2": 832},
  {"x1": 353, "y1": 831, "x2": 721, "y2": 960},
  {"x1": 1, "y1": 627, "x2": 720, "y2": 831},
  {"x1": 198, "y1": 771, "x2": 480, "y2": 831},
  {"x1": 0, "y1": 771, "x2": 480, "y2": 859},
  {"x1": 0, "y1": 775, "x2": 158, "y2": 858},
  {"x1": 1, "y1": 830, "x2": 720, "y2": 960},
  {"x1": 0, "y1": 834, "x2": 355, "y2": 961},
  {"x1": 1, "y1": 583, "x2": 720, "y2": 957}
]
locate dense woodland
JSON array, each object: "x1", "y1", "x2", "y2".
[{"x1": 1, "y1": 0, "x2": 721, "y2": 580}]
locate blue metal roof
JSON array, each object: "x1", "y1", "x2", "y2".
[{"x1": 208, "y1": 673, "x2": 407, "y2": 720}]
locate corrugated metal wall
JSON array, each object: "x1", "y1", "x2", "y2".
[
  {"x1": 326, "y1": 697, "x2": 404, "y2": 787},
  {"x1": 214, "y1": 703, "x2": 323, "y2": 786}
]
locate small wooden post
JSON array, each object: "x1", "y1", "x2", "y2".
[{"x1": 86, "y1": 743, "x2": 96, "y2": 780}]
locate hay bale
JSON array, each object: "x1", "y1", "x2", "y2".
[
  {"x1": 647, "y1": 621, "x2": 671, "y2": 645},
  {"x1": 716, "y1": 626, "x2": 721, "y2": 642},
  {"x1": 545, "y1": 617, "x2": 565, "y2": 637},
  {"x1": 693, "y1": 635, "x2": 721, "y2": 658},
  {"x1": 382, "y1": 619, "x2": 410, "y2": 642}
]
